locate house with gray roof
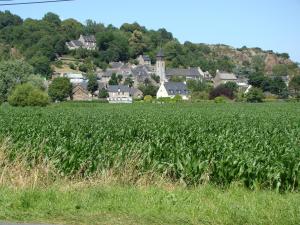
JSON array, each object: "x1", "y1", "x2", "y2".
[
  {"x1": 165, "y1": 67, "x2": 205, "y2": 81},
  {"x1": 107, "y1": 85, "x2": 133, "y2": 103},
  {"x1": 157, "y1": 82, "x2": 189, "y2": 100},
  {"x1": 66, "y1": 34, "x2": 97, "y2": 50},
  {"x1": 213, "y1": 70, "x2": 238, "y2": 87}
]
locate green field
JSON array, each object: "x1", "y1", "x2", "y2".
[{"x1": 1, "y1": 102, "x2": 300, "y2": 191}]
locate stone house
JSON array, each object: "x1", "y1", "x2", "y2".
[
  {"x1": 157, "y1": 82, "x2": 189, "y2": 100},
  {"x1": 66, "y1": 35, "x2": 97, "y2": 50},
  {"x1": 130, "y1": 88, "x2": 143, "y2": 99},
  {"x1": 213, "y1": 70, "x2": 238, "y2": 87},
  {"x1": 72, "y1": 83, "x2": 92, "y2": 101}
]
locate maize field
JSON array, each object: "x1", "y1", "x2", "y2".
[{"x1": 0, "y1": 102, "x2": 300, "y2": 190}]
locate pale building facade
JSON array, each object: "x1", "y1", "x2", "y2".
[
  {"x1": 157, "y1": 82, "x2": 189, "y2": 100},
  {"x1": 156, "y1": 49, "x2": 166, "y2": 83},
  {"x1": 107, "y1": 85, "x2": 133, "y2": 103}
]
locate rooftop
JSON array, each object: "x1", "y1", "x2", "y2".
[
  {"x1": 163, "y1": 82, "x2": 189, "y2": 95},
  {"x1": 217, "y1": 72, "x2": 237, "y2": 80},
  {"x1": 166, "y1": 68, "x2": 201, "y2": 77},
  {"x1": 108, "y1": 85, "x2": 131, "y2": 93}
]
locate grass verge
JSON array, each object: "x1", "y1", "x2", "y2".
[{"x1": 0, "y1": 184, "x2": 300, "y2": 225}]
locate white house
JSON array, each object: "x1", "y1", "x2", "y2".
[
  {"x1": 107, "y1": 85, "x2": 133, "y2": 103},
  {"x1": 64, "y1": 73, "x2": 86, "y2": 84},
  {"x1": 157, "y1": 82, "x2": 189, "y2": 100}
]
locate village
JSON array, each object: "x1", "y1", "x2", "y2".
[{"x1": 52, "y1": 34, "x2": 255, "y2": 103}]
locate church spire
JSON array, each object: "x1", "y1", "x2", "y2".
[{"x1": 156, "y1": 48, "x2": 166, "y2": 83}]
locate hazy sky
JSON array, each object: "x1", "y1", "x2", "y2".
[{"x1": 1, "y1": 0, "x2": 300, "y2": 62}]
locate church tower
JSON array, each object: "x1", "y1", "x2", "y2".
[{"x1": 156, "y1": 49, "x2": 166, "y2": 83}]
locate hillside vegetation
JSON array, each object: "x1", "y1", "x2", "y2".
[{"x1": 0, "y1": 10, "x2": 299, "y2": 78}]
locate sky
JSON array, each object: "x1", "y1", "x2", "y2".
[{"x1": 1, "y1": 0, "x2": 300, "y2": 62}]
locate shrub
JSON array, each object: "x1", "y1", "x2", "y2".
[
  {"x1": 173, "y1": 94, "x2": 183, "y2": 102},
  {"x1": 246, "y1": 88, "x2": 264, "y2": 103},
  {"x1": 79, "y1": 64, "x2": 88, "y2": 73},
  {"x1": 69, "y1": 63, "x2": 76, "y2": 70},
  {"x1": 144, "y1": 95, "x2": 153, "y2": 103},
  {"x1": 214, "y1": 96, "x2": 228, "y2": 103},
  {"x1": 235, "y1": 92, "x2": 246, "y2": 102},
  {"x1": 8, "y1": 83, "x2": 49, "y2": 107},
  {"x1": 191, "y1": 91, "x2": 209, "y2": 101},
  {"x1": 157, "y1": 97, "x2": 172, "y2": 103},
  {"x1": 224, "y1": 82, "x2": 238, "y2": 93},
  {"x1": 54, "y1": 60, "x2": 63, "y2": 68},
  {"x1": 209, "y1": 84, "x2": 235, "y2": 100},
  {"x1": 98, "y1": 88, "x2": 109, "y2": 99}
]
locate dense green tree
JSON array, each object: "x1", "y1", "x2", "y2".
[
  {"x1": 43, "y1": 12, "x2": 61, "y2": 26},
  {"x1": 61, "y1": 19, "x2": 84, "y2": 40},
  {"x1": 0, "y1": 60, "x2": 34, "y2": 103},
  {"x1": 26, "y1": 74, "x2": 46, "y2": 90},
  {"x1": 48, "y1": 77, "x2": 72, "y2": 102},
  {"x1": 29, "y1": 56, "x2": 52, "y2": 78},
  {"x1": 269, "y1": 76, "x2": 288, "y2": 98},
  {"x1": 219, "y1": 58, "x2": 234, "y2": 72},
  {"x1": 87, "y1": 73, "x2": 98, "y2": 95},
  {"x1": 0, "y1": 10, "x2": 22, "y2": 29},
  {"x1": 120, "y1": 22, "x2": 146, "y2": 33},
  {"x1": 129, "y1": 30, "x2": 148, "y2": 58},
  {"x1": 97, "y1": 31, "x2": 129, "y2": 62},
  {"x1": 138, "y1": 84, "x2": 158, "y2": 97},
  {"x1": 84, "y1": 20, "x2": 105, "y2": 34},
  {"x1": 187, "y1": 80, "x2": 208, "y2": 92}
]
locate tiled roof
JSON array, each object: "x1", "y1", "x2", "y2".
[
  {"x1": 217, "y1": 72, "x2": 237, "y2": 80},
  {"x1": 157, "y1": 49, "x2": 164, "y2": 58},
  {"x1": 166, "y1": 68, "x2": 201, "y2": 77},
  {"x1": 163, "y1": 82, "x2": 189, "y2": 95},
  {"x1": 131, "y1": 65, "x2": 150, "y2": 77},
  {"x1": 108, "y1": 85, "x2": 131, "y2": 93},
  {"x1": 82, "y1": 35, "x2": 96, "y2": 43}
]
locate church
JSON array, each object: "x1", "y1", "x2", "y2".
[
  {"x1": 155, "y1": 49, "x2": 191, "y2": 100},
  {"x1": 155, "y1": 49, "x2": 205, "y2": 83}
]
